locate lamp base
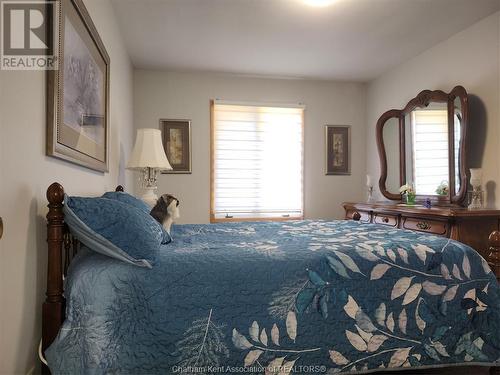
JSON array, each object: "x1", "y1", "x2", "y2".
[
  {"x1": 140, "y1": 187, "x2": 159, "y2": 207},
  {"x1": 367, "y1": 186, "x2": 374, "y2": 203},
  {"x1": 468, "y1": 187, "x2": 484, "y2": 210}
]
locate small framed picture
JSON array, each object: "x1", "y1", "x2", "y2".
[
  {"x1": 325, "y1": 125, "x2": 351, "y2": 175},
  {"x1": 160, "y1": 119, "x2": 192, "y2": 174}
]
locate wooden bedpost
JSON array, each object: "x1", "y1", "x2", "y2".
[
  {"x1": 487, "y1": 231, "x2": 500, "y2": 283},
  {"x1": 42, "y1": 182, "x2": 65, "y2": 373}
]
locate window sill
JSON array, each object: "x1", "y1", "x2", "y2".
[{"x1": 210, "y1": 216, "x2": 304, "y2": 223}]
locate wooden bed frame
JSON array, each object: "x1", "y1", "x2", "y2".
[
  {"x1": 41, "y1": 183, "x2": 124, "y2": 374},
  {"x1": 41, "y1": 182, "x2": 500, "y2": 374}
]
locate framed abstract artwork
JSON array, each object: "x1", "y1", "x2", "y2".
[
  {"x1": 160, "y1": 119, "x2": 192, "y2": 174},
  {"x1": 325, "y1": 125, "x2": 351, "y2": 175},
  {"x1": 47, "y1": 0, "x2": 110, "y2": 172}
]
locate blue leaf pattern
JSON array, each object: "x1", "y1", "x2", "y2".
[{"x1": 45, "y1": 220, "x2": 500, "y2": 374}]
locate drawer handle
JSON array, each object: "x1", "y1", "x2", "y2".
[
  {"x1": 352, "y1": 212, "x2": 361, "y2": 221},
  {"x1": 417, "y1": 221, "x2": 431, "y2": 230},
  {"x1": 382, "y1": 217, "x2": 389, "y2": 223}
]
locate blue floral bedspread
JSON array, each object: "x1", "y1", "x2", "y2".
[{"x1": 46, "y1": 220, "x2": 500, "y2": 374}]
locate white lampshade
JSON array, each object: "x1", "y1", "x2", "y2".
[
  {"x1": 366, "y1": 174, "x2": 373, "y2": 187},
  {"x1": 470, "y1": 168, "x2": 482, "y2": 187},
  {"x1": 127, "y1": 129, "x2": 172, "y2": 170}
]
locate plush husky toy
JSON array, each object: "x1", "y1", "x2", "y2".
[{"x1": 150, "y1": 194, "x2": 180, "y2": 235}]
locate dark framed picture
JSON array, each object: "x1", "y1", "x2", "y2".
[
  {"x1": 47, "y1": 0, "x2": 110, "y2": 172},
  {"x1": 160, "y1": 119, "x2": 192, "y2": 174},
  {"x1": 325, "y1": 125, "x2": 351, "y2": 175}
]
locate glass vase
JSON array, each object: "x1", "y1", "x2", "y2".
[{"x1": 404, "y1": 193, "x2": 416, "y2": 205}]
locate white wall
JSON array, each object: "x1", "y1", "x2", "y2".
[
  {"x1": 366, "y1": 12, "x2": 500, "y2": 206},
  {"x1": 0, "y1": 1, "x2": 134, "y2": 373},
  {"x1": 133, "y1": 71, "x2": 367, "y2": 223}
]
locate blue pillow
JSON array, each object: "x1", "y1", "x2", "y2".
[
  {"x1": 102, "y1": 191, "x2": 151, "y2": 212},
  {"x1": 63, "y1": 195, "x2": 164, "y2": 268},
  {"x1": 102, "y1": 191, "x2": 172, "y2": 244}
]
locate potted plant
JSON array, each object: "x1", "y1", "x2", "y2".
[
  {"x1": 399, "y1": 183, "x2": 416, "y2": 205},
  {"x1": 436, "y1": 181, "x2": 449, "y2": 196}
]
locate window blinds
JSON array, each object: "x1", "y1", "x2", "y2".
[
  {"x1": 212, "y1": 102, "x2": 304, "y2": 220},
  {"x1": 411, "y1": 109, "x2": 449, "y2": 195}
]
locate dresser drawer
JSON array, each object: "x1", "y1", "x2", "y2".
[
  {"x1": 345, "y1": 209, "x2": 371, "y2": 223},
  {"x1": 402, "y1": 217, "x2": 448, "y2": 235},
  {"x1": 373, "y1": 213, "x2": 398, "y2": 227}
]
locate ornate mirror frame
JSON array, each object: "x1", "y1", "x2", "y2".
[{"x1": 376, "y1": 86, "x2": 468, "y2": 205}]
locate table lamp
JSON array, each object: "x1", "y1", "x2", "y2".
[
  {"x1": 468, "y1": 168, "x2": 483, "y2": 209},
  {"x1": 127, "y1": 128, "x2": 172, "y2": 206}
]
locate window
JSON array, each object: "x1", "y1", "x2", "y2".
[
  {"x1": 211, "y1": 101, "x2": 304, "y2": 221},
  {"x1": 410, "y1": 109, "x2": 449, "y2": 195}
]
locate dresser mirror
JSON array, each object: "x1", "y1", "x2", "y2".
[
  {"x1": 376, "y1": 86, "x2": 468, "y2": 205},
  {"x1": 383, "y1": 117, "x2": 400, "y2": 194}
]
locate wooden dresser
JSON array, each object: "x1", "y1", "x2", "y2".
[{"x1": 343, "y1": 202, "x2": 500, "y2": 261}]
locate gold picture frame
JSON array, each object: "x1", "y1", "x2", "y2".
[
  {"x1": 325, "y1": 125, "x2": 351, "y2": 175},
  {"x1": 160, "y1": 119, "x2": 192, "y2": 174},
  {"x1": 46, "y1": 0, "x2": 110, "y2": 172}
]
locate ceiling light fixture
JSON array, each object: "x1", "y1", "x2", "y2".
[{"x1": 303, "y1": 0, "x2": 336, "y2": 7}]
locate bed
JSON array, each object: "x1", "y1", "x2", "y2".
[{"x1": 41, "y1": 183, "x2": 500, "y2": 374}]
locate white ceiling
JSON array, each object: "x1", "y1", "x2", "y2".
[{"x1": 111, "y1": 0, "x2": 500, "y2": 81}]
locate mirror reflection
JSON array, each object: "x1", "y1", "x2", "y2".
[
  {"x1": 405, "y1": 103, "x2": 449, "y2": 196},
  {"x1": 454, "y1": 96, "x2": 462, "y2": 193},
  {"x1": 383, "y1": 117, "x2": 400, "y2": 194},
  {"x1": 382, "y1": 102, "x2": 464, "y2": 197}
]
